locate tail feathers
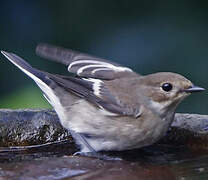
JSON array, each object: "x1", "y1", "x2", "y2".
[
  {"x1": 1, "y1": 51, "x2": 65, "y2": 108},
  {"x1": 1, "y1": 51, "x2": 51, "y2": 86},
  {"x1": 2, "y1": 51, "x2": 32, "y2": 69},
  {"x1": 1, "y1": 51, "x2": 74, "y2": 122}
]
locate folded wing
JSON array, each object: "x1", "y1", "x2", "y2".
[{"x1": 1, "y1": 51, "x2": 140, "y2": 118}]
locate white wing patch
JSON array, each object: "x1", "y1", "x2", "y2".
[
  {"x1": 82, "y1": 78, "x2": 103, "y2": 97},
  {"x1": 81, "y1": 78, "x2": 122, "y2": 116},
  {"x1": 91, "y1": 67, "x2": 112, "y2": 74},
  {"x1": 68, "y1": 60, "x2": 132, "y2": 75}
]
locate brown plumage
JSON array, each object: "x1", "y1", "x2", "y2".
[{"x1": 1, "y1": 44, "x2": 204, "y2": 154}]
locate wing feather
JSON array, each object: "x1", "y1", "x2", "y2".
[
  {"x1": 2, "y1": 51, "x2": 140, "y2": 118},
  {"x1": 36, "y1": 43, "x2": 136, "y2": 80},
  {"x1": 49, "y1": 75, "x2": 140, "y2": 117}
]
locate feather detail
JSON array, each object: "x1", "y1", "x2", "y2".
[{"x1": 68, "y1": 60, "x2": 132, "y2": 76}]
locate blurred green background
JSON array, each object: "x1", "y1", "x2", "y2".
[{"x1": 0, "y1": 0, "x2": 207, "y2": 114}]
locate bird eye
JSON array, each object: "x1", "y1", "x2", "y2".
[{"x1": 162, "y1": 83, "x2": 173, "y2": 92}]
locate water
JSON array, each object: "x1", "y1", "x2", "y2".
[{"x1": 0, "y1": 142, "x2": 208, "y2": 179}]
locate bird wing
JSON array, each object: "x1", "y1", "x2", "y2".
[
  {"x1": 49, "y1": 74, "x2": 141, "y2": 117},
  {"x1": 1, "y1": 51, "x2": 141, "y2": 118},
  {"x1": 36, "y1": 43, "x2": 137, "y2": 80}
]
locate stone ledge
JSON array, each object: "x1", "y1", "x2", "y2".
[{"x1": 0, "y1": 109, "x2": 208, "y2": 151}]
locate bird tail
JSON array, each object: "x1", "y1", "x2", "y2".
[
  {"x1": 1, "y1": 51, "x2": 62, "y2": 106},
  {"x1": 1, "y1": 51, "x2": 52, "y2": 87}
]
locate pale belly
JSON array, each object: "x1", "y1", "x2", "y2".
[{"x1": 59, "y1": 100, "x2": 174, "y2": 152}]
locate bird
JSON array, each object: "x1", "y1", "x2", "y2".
[{"x1": 1, "y1": 43, "x2": 205, "y2": 155}]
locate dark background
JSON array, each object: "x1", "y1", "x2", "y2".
[{"x1": 0, "y1": 0, "x2": 207, "y2": 114}]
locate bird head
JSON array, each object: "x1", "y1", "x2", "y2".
[{"x1": 138, "y1": 72, "x2": 205, "y2": 114}]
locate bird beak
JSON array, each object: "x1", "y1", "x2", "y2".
[{"x1": 183, "y1": 85, "x2": 205, "y2": 93}]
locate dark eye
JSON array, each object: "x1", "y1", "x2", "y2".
[{"x1": 162, "y1": 83, "x2": 173, "y2": 92}]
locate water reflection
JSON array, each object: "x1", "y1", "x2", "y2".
[{"x1": 0, "y1": 142, "x2": 208, "y2": 179}]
